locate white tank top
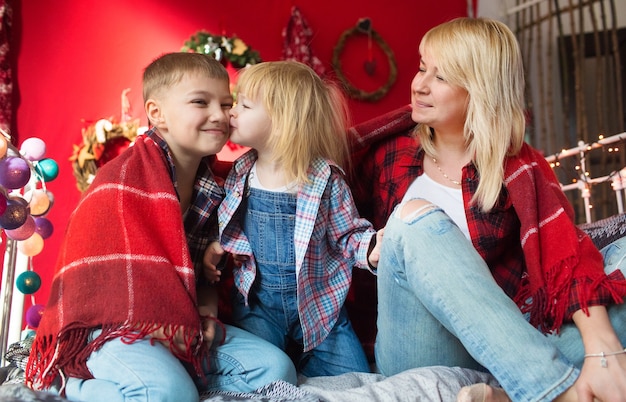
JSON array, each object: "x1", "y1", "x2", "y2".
[
  {"x1": 249, "y1": 162, "x2": 298, "y2": 193},
  {"x1": 401, "y1": 173, "x2": 470, "y2": 239}
]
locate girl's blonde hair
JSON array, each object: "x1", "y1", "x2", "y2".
[
  {"x1": 416, "y1": 17, "x2": 526, "y2": 212},
  {"x1": 234, "y1": 61, "x2": 350, "y2": 184}
]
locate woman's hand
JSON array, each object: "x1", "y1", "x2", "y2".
[
  {"x1": 572, "y1": 351, "x2": 626, "y2": 401},
  {"x1": 562, "y1": 305, "x2": 626, "y2": 401}
]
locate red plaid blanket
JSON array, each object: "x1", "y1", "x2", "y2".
[
  {"x1": 506, "y1": 144, "x2": 626, "y2": 331},
  {"x1": 26, "y1": 135, "x2": 205, "y2": 389}
]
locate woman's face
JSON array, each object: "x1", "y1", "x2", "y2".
[{"x1": 410, "y1": 45, "x2": 468, "y2": 134}]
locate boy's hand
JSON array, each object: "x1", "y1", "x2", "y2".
[
  {"x1": 203, "y1": 241, "x2": 224, "y2": 283},
  {"x1": 149, "y1": 325, "x2": 194, "y2": 353}
]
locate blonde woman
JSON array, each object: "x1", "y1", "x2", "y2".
[
  {"x1": 218, "y1": 61, "x2": 382, "y2": 377},
  {"x1": 373, "y1": 18, "x2": 626, "y2": 401}
]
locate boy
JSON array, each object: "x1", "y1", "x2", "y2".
[{"x1": 25, "y1": 52, "x2": 296, "y2": 402}]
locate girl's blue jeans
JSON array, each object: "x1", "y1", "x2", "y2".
[
  {"x1": 61, "y1": 324, "x2": 297, "y2": 402},
  {"x1": 375, "y1": 204, "x2": 626, "y2": 402}
]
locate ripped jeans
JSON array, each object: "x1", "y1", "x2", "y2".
[{"x1": 375, "y1": 202, "x2": 626, "y2": 402}]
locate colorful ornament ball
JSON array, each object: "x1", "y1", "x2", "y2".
[
  {"x1": 25, "y1": 304, "x2": 45, "y2": 328},
  {"x1": 0, "y1": 198, "x2": 29, "y2": 230},
  {"x1": 35, "y1": 158, "x2": 59, "y2": 182},
  {"x1": 0, "y1": 156, "x2": 31, "y2": 190},
  {"x1": 34, "y1": 217, "x2": 53, "y2": 239},
  {"x1": 5, "y1": 215, "x2": 36, "y2": 240},
  {"x1": 17, "y1": 232, "x2": 44, "y2": 257},
  {"x1": 27, "y1": 188, "x2": 51, "y2": 216},
  {"x1": 16, "y1": 270, "x2": 42, "y2": 294},
  {"x1": 20, "y1": 137, "x2": 47, "y2": 161}
]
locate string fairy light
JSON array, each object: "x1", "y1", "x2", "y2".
[
  {"x1": 0, "y1": 128, "x2": 59, "y2": 365},
  {"x1": 545, "y1": 132, "x2": 626, "y2": 223}
]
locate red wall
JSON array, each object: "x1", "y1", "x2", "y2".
[{"x1": 9, "y1": 0, "x2": 467, "y2": 316}]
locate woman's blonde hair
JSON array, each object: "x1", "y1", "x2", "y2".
[
  {"x1": 416, "y1": 17, "x2": 526, "y2": 212},
  {"x1": 234, "y1": 61, "x2": 350, "y2": 184}
]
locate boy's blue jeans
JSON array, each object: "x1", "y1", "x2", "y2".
[
  {"x1": 375, "y1": 204, "x2": 626, "y2": 402},
  {"x1": 61, "y1": 324, "x2": 296, "y2": 402}
]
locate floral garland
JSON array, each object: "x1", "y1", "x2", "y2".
[{"x1": 181, "y1": 31, "x2": 261, "y2": 68}]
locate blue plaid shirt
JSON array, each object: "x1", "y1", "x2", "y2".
[{"x1": 218, "y1": 150, "x2": 376, "y2": 351}]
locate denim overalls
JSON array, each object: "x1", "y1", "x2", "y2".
[{"x1": 232, "y1": 186, "x2": 369, "y2": 376}]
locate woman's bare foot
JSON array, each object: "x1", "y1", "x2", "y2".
[{"x1": 457, "y1": 383, "x2": 511, "y2": 402}]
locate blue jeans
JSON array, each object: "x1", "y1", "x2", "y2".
[
  {"x1": 233, "y1": 187, "x2": 369, "y2": 377},
  {"x1": 375, "y1": 204, "x2": 626, "y2": 402},
  {"x1": 62, "y1": 325, "x2": 297, "y2": 402}
]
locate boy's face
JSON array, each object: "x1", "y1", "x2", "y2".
[{"x1": 153, "y1": 73, "x2": 233, "y2": 159}]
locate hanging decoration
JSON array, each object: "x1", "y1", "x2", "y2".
[
  {"x1": 282, "y1": 5, "x2": 326, "y2": 77},
  {"x1": 70, "y1": 89, "x2": 146, "y2": 192},
  {"x1": 0, "y1": 128, "x2": 59, "y2": 358},
  {"x1": 181, "y1": 31, "x2": 261, "y2": 68},
  {"x1": 332, "y1": 18, "x2": 397, "y2": 102}
]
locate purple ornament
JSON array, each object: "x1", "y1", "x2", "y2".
[
  {"x1": 0, "y1": 198, "x2": 29, "y2": 230},
  {"x1": 0, "y1": 157, "x2": 31, "y2": 190},
  {"x1": 34, "y1": 217, "x2": 53, "y2": 239},
  {"x1": 25, "y1": 304, "x2": 45, "y2": 328}
]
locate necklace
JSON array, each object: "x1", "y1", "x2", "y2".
[{"x1": 432, "y1": 157, "x2": 462, "y2": 186}]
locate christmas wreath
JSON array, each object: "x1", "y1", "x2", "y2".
[
  {"x1": 70, "y1": 117, "x2": 143, "y2": 192},
  {"x1": 181, "y1": 31, "x2": 262, "y2": 68},
  {"x1": 332, "y1": 18, "x2": 397, "y2": 102},
  {"x1": 70, "y1": 89, "x2": 146, "y2": 192}
]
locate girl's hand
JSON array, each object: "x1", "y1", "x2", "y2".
[{"x1": 368, "y1": 228, "x2": 385, "y2": 268}]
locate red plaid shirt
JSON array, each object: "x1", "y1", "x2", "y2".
[{"x1": 349, "y1": 107, "x2": 623, "y2": 326}]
